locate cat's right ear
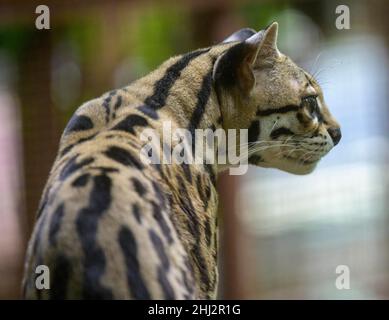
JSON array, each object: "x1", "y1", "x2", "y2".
[
  {"x1": 251, "y1": 22, "x2": 281, "y2": 67},
  {"x1": 213, "y1": 22, "x2": 281, "y2": 95}
]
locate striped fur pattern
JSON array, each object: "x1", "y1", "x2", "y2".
[{"x1": 23, "y1": 22, "x2": 340, "y2": 299}]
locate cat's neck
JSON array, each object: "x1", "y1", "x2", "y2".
[{"x1": 127, "y1": 47, "x2": 231, "y2": 130}]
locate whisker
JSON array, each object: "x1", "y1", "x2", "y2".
[{"x1": 235, "y1": 143, "x2": 297, "y2": 163}]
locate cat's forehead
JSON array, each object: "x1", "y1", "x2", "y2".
[
  {"x1": 268, "y1": 57, "x2": 309, "y2": 86},
  {"x1": 280, "y1": 57, "x2": 307, "y2": 80},
  {"x1": 279, "y1": 58, "x2": 323, "y2": 93}
]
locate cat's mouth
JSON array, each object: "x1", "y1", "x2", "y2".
[
  {"x1": 278, "y1": 142, "x2": 332, "y2": 166},
  {"x1": 248, "y1": 138, "x2": 331, "y2": 173}
]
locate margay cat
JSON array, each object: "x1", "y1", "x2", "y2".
[{"x1": 23, "y1": 22, "x2": 341, "y2": 299}]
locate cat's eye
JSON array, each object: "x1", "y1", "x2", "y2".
[{"x1": 302, "y1": 95, "x2": 319, "y2": 114}]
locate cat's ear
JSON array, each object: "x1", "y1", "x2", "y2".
[
  {"x1": 213, "y1": 22, "x2": 280, "y2": 94},
  {"x1": 222, "y1": 28, "x2": 257, "y2": 43},
  {"x1": 252, "y1": 22, "x2": 281, "y2": 66}
]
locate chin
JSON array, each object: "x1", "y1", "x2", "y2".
[
  {"x1": 250, "y1": 154, "x2": 321, "y2": 175},
  {"x1": 279, "y1": 163, "x2": 317, "y2": 175},
  {"x1": 275, "y1": 159, "x2": 319, "y2": 175},
  {"x1": 256, "y1": 157, "x2": 319, "y2": 175}
]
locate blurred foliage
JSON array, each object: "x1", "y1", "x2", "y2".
[
  {"x1": 129, "y1": 4, "x2": 191, "y2": 69},
  {"x1": 0, "y1": 1, "x2": 291, "y2": 129},
  {"x1": 0, "y1": 25, "x2": 36, "y2": 59},
  {"x1": 58, "y1": 18, "x2": 100, "y2": 66},
  {"x1": 237, "y1": 0, "x2": 287, "y2": 31}
]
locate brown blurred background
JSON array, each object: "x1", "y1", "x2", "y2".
[{"x1": 1, "y1": 0, "x2": 389, "y2": 299}]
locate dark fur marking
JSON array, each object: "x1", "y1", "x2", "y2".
[
  {"x1": 112, "y1": 95, "x2": 123, "y2": 119},
  {"x1": 102, "y1": 90, "x2": 117, "y2": 123},
  {"x1": 137, "y1": 104, "x2": 159, "y2": 120},
  {"x1": 72, "y1": 173, "x2": 90, "y2": 187},
  {"x1": 149, "y1": 229, "x2": 170, "y2": 270},
  {"x1": 49, "y1": 254, "x2": 71, "y2": 300},
  {"x1": 181, "y1": 267, "x2": 194, "y2": 295},
  {"x1": 248, "y1": 120, "x2": 261, "y2": 143},
  {"x1": 60, "y1": 146, "x2": 74, "y2": 158},
  {"x1": 257, "y1": 105, "x2": 300, "y2": 117},
  {"x1": 196, "y1": 175, "x2": 210, "y2": 211},
  {"x1": 205, "y1": 184, "x2": 211, "y2": 202},
  {"x1": 181, "y1": 163, "x2": 192, "y2": 184},
  {"x1": 102, "y1": 97, "x2": 112, "y2": 123},
  {"x1": 152, "y1": 163, "x2": 164, "y2": 177},
  {"x1": 118, "y1": 226, "x2": 151, "y2": 299},
  {"x1": 296, "y1": 112, "x2": 306, "y2": 125},
  {"x1": 157, "y1": 268, "x2": 175, "y2": 300},
  {"x1": 204, "y1": 184, "x2": 211, "y2": 211},
  {"x1": 111, "y1": 114, "x2": 148, "y2": 135},
  {"x1": 188, "y1": 70, "x2": 213, "y2": 151},
  {"x1": 76, "y1": 174, "x2": 113, "y2": 299},
  {"x1": 191, "y1": 245, "x2": 210, "y2": 293},
  {"x1": 204, "y1": 219, "x2": 212, "y2": 247},
  {"x1": 144, "y1": 48, "x2": 211, "y2": 110},
  {"x1": 270, "y1": 127, "x2": 294, "y2": 139},
  {"x1": 151, "y1": 202, "x2": 173, "y2": 244},
  {"x1": 94, "y1": 167, "x2": 120, "y2": 174},
  {"x1": 175, "y1": 175, "x2": 198, "y2": 237},
  {"x1": 204, "y1": 163, "x2": 216, "y2": 186},
  {"x1": 114, "y1": 95, "x2": 122, "y2": 110},
  {"x1": 184, "y1": 259, "x2": 195, "y2": 295},
  {"x1": 104, "y1": 146, "x2": 143, "y2": 170},
  {"x1": 132, "y1": 203, "x2": 142, "y2": 224},
  {"x1": 132, "y1": 177, "x2": 147, "y2": 196},
  {"x1": 64, "y1": 115, "x2": 94, "y2": 134},
  {"x1": 60, "y1": 134, "x2": 97, "y2": 157},
  {"x1": 49, "y1": 203, "x2": 65, "y2": 246},
  {"x1": 248, "y1": 154, "x2": 263, "y2": 164},
  {"x1": 214, "y1": 42, "x2": 249, "y2": 89},
  {"x1": 196, "y1": 175, "x2": 204, "y2": 199},
  {"x1": 60, "y1": 156, "x2": 94, "y2": 181},
  {"x1": 175, "y1": 175, "x2": 211, "y2": 291},
  {"x1": 149, "y1": 229, "x2": 175, "y2": 299},
  {"x1": 151, "y1": 181, "x2": 166, "y2": 208}
]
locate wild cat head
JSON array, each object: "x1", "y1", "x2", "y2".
[{"x1": 213, "y1": 22, "x2": 341, "y2": 175}]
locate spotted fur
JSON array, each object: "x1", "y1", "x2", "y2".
[{"x1": 23, "y1": 22, "x2": 340, "y2": 299}]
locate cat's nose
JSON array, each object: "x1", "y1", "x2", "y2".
[{"x1": 328, "y1": 127, "x2": 342, "y2": 146}]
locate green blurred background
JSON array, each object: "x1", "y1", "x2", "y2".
[{"x1": 1, "y1": 0, "x2": 389, "y2": 299}]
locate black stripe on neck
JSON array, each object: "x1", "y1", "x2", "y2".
[
  {"x1": 188, "y1": 70, "x2": 213, "y2": 148},
  {"x1": 144, "y1": 48, "x2": 210, "y2": 110}
]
